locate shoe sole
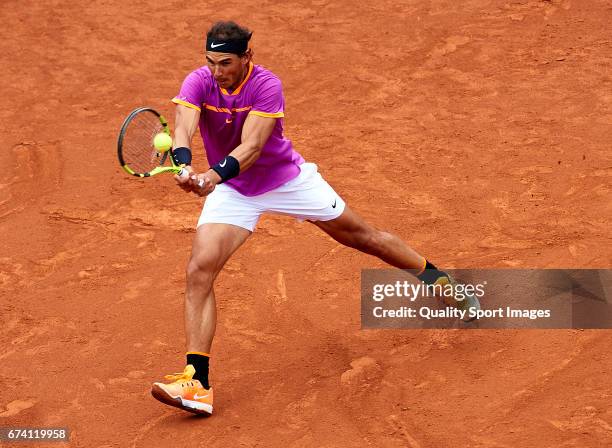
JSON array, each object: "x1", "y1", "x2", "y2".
[{"x1": 151, "y1": 384, "x2": 213, "y2": 416}]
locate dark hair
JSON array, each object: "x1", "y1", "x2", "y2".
[{"x1": 207, "y1": 21, "x2": 252, "y2": 42}]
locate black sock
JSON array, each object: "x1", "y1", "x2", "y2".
[
  {"x1": 416, "y1": 260, "x2": 448, "y2": 285},
  {"x1": 186, "y1": 353, "x2": 210, "y2": 389}
]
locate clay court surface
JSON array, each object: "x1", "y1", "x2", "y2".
[{"x1": 1, "y1": 0, "x2": 611, "y2": 446}]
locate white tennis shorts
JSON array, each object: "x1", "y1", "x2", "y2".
[{"x1": 197, "y1": 163, "x2": 345, "y2": 232}]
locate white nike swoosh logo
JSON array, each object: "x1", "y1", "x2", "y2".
[
  {"x1": 193, "y1": 393, "x2": 208, "y2": 400},
  {"x1": 219, "y1": 159, "x2": 227, "y2": 167},
  {"x1": 210, "y1": 42, "x2": 225, "y2": 48}
]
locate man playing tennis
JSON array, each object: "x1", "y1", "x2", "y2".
[{"x1": 151, "y1": 21, "x2": 480, "y2": 415}]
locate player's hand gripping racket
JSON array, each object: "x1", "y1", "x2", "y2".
[{"x1": 117, "y1": 107, "x2": 189, "y2": 179}]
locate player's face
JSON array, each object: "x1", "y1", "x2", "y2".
[{"x1": 206, "y1": 52, "x2": 250, "y2": 91}]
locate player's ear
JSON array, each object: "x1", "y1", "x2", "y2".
[{"x1": 242, "y1": 48, "x2": 253, "y2": 64}]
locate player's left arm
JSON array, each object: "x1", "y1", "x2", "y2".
[
  {"x1": 194, "y1": 115, "x2": 275, "y2": 193},
  {"x1": 230, "y1": 113, "x2": 276, "y2": 170}
]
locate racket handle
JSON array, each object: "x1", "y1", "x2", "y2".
[{"x1": 177, "y1": 168, "x2": 189, "y2": 179}]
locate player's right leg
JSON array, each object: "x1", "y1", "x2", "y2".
[
  {"x1": 152, "y1": 181, "x2": 262, "y2": 415},
  {"x1": 184, "y1": 223, "x2": 251, "y2": 354},
  {"x1": 151, "y1": 222, "x2": 251, "y2": 415}
]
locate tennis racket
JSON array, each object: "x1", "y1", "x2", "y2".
[{"x1": 117, "y1": 107, "x2": 189, "y2": 179}]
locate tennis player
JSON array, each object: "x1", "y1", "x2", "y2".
[{"x1": 151, "y1": 21, "x2": 480, "y2": 415}]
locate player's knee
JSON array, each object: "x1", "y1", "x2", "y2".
[
  {"x1": 351, "y1": 228, "x2": 380, "y2": 253},
  {"x1": 358, "y1": 230, "x2": 393, "y2": 256},
  {"x1": 186, "y1": 253, "x2": 218, "y2": 285}
]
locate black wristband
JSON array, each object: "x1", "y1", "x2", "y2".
[
  {"x1": 172, "y1": 146, "x2": 192, "y2": 166},
  {"x1": 211, "y1": 156, "x2": 240, "y2": 183}
]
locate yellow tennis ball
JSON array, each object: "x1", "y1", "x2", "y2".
[{"x1": 153, "y1": 132, "x2": 173, "y2": 152}]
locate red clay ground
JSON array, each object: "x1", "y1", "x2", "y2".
[{"x1": 1, "y1": 0, "x2": 611, "y2": 447}]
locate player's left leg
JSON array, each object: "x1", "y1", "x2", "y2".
[
  {"x1": 313, "y1": 206, "x2": 425, "y2": 273},
  {"x1": 311, "y1": 206, "x2": 480, "y2": 320},
  {"x1": 310, "y1": 205, "x2": 425, "y2": 271},
  {"x1": 259, "y1": 162, "x2": 479, "y2": 319}
]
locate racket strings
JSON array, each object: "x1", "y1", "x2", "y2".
[{"x1": 121, "y1": 112, "x2": 168, "y2": 174}]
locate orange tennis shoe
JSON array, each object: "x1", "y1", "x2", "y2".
[
  {"x1": 434, "y1": 274, "x2": 481, "y2": 322},
  {"x1": 151, "y1": 364, "x2": 213, "y2": 415}
]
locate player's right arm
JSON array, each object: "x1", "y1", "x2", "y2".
[{"x1": 173, "y1": 104, "x2": 200, "y2": 191}]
